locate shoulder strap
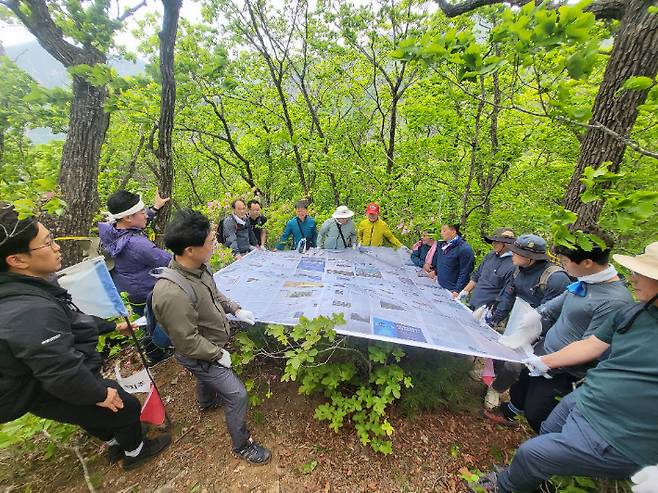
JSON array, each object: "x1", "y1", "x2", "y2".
[
  {"x1": 537, "y1": 264, "x2": 565, "y2": 292},
  {"x1": 296, "y1": 217, "x2": 307, "y2": 240},
  {"x1": 336, "y1": 223, "x2": 348, "y2": 248},
  {"x1": 617, "y1": 296, "x2": 658, "y2": 334},
  {"x1": 150, "y1": 267, "x2": 198, "y2": 306}
]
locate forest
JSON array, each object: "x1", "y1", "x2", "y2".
[{"x1": 0, "y1": 0, "x2": 657, "y2": 492}]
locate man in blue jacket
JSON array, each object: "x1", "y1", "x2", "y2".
[
  {"x1": 276, "y1": 200, "x2": 317, "y2": 251},
  {"x1": 429, "y1": 224, "x2": 475, "y2": 297},
  {"x1": 455, "y1": 227, "x2": 516, "y2": 308}
]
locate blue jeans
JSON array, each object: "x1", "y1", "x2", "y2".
[{"x1": 497, "y1": 391, "x2": 639, "y2": 493}]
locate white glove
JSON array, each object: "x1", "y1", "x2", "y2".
[
  {"x1": 522, "y1": 355, "x2": 551, "y2": 379},
  {"x1": 472, "y1": 305, "x2": 487, "y2": 322},
  {"x1": 235, "y1": 309, "x2": 256, "y2": 325},
  {"x1": 456, "y1": 290, "x2": 468, "y2": 301},
  {"x1": 217, "y1": 349, "x2": 232, "y2": 368},
  {"x1": 400, "y1": 245, "x2": 411, "y2": 253},
  {"x1": 632, "y1": 465, "x2": 658, "y2": 493}
]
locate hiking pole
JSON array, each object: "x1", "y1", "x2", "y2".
[{"x1": 123, "y1": 316, "x2": 173, "y2": 430}]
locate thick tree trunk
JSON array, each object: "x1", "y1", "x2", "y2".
[
  {"x1": 563, "y1": 0, "x2": 658, "y2": 227},
  {"x1": 54, "y1": 76, "x2": 109, "y2": 266},
  {"x1": 152, "y1": 0, "x2": 182, "y2": 236}
]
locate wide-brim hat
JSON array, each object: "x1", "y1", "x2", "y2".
[
  {"x1": 332, "y1": 205, "x2": 354, "y2": 219},
  {"x1": 613, "y1": 242, "x2": 658, "y2": 281},
  {"x1": 483, "y1": 227, "x2": 516, "y2": 244},
  {"x1": 507, "y1": 234, "x2": 549, "y2": 260}
]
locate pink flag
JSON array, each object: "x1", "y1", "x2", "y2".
[
  {"x1": 140, "y1": 384, "x2": 166, "y2": 425},
  {"x1": 482, "y1": 358, "x2": 496, "y2": 387}
]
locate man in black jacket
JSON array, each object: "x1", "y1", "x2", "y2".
[{"x1": 0, "y1": 203, "x2": 170, "y2": 469}]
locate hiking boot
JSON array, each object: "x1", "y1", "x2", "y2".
[
  {"x1": 234, "y1": 438, "x2": 271, "y2": 465},
  {"x1": 483, "y1": 405, "x2": 520, "y2": 428},
  {"x1": 465, "y1": 470, "x2": 502, "y2": 492},
  {"x1": 198, "y1": 399, "x2": 223, "y2": 413},
  {"x1": 123, "y1": 434, "x2": 172, "y2": 470},
  {"x1": 146, "y1": 347, "x2": 174, "y2": 368},
  {"x1": 107, "y1": 444, "x2": 123, "y2": 464}
]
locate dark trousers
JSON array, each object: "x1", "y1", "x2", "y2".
[
  {"x1": 175, "y1": 354, "x2": 250, "y2": 450},
  {"x1": 509, "y1": 368, "x2": 579, "y2": 433},
  {"x1": 28, "y1": 379, "x2": 142, "y2": 451},
  {"x1": 491, "y1": 360, "x2": 524, "y2": 393}
]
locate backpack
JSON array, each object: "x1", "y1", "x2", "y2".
[
  {"x1": 216, "y1": 216, "x2": 241, "y2": 245},
  {"x1": 146, "y1": 267, "x2": 199, "y2": 348},
  {"x1": 512, "y1": 263, "x2": 566, "y2": 294}
]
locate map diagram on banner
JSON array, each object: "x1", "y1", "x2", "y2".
[{"x1": 214, "y1": 247, "x2": 528, "y2": 362}]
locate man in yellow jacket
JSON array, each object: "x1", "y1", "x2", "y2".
[{"x1": 357, "y1": 203, "x2": 403, "y2": 248}]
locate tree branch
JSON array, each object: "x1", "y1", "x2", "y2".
[
  {"x1": 435, "y1": 0, "x2": 626, "y2": 20},
  {"x1": 117, "y1": 0, "x2": 148, "y2": 22},
  {"x1": 2, "y1": 0, "x2": 91, "y2": 66},
  {"x1": 556, "y1": 117, "x2": 658, "y2": 161},
  {"x1": 435, "y1": 0, "x2": 531, "y2": 18}
]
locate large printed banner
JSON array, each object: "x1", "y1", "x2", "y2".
[{"x1": 214, "y1": 247, "x2": 528, "y2": 363}]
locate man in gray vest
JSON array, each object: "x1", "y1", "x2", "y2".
[{"x1": 222, "y1": 199, "x2": 257, "y2": 260}]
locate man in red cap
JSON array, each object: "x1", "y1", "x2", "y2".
[{"x1": 357, "y1": 203, "x2": 403, "y2": 248}]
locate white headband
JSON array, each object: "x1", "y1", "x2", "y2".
[{"x1": 107, "y1": 199, "x2": 145, "y2": 223}]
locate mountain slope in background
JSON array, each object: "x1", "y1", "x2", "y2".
[{"x1": 3, "y1": 40, "x2": 145, "y2": 143}]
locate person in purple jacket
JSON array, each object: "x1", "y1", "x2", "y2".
[{"x1": 98, "y1": 189, "x2": 172, "y2": 365}]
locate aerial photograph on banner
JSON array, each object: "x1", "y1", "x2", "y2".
[{"x1": 214, "y1": 247, "x2": 528, "y2": 362}]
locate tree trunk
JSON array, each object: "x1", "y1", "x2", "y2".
[
  {"x1": 153, "y1": 0, "x2": 182, "y2": 236},
  {"x1": 461, "y1": 77, "x2": 485, "y2": 227},
  {"x1": 54, "y1": 76, "x2": 109, "y2": 266},
  {"x1": 4, "y1": 0, "x2": 146, "y2": 266},
  {"x1": 563, "y1": 0, "x2": 658, "y2": 227}
]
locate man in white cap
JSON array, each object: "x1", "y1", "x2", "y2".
[
  {"x1": 317, "y1": 206, "x2": 357, "y2": 250},
  {"x1": 468, "y1": 241, "x2": 658, "y2": 493}
]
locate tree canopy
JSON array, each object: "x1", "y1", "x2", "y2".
[{"x1": 1, "y1": 0, "x2": 656, "y2": 260}]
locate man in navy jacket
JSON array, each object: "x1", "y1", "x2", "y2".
[{"x1": 429, "y1": 224, "x2": 475, "y2": 297}]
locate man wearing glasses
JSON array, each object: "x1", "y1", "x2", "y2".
[{"x1": 0, "y1": 203, "x2": 170, "y2": 469}]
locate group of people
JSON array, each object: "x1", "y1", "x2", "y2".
[
  {"x1": 0, "y1": 192, "x2": 656, "y2": 493},
  {"x1": 221, "y1": 199, "x2": 406, "y2": 254},
  {"x1": 459, "y1": 229, "x2": 658, "y2": 493}
]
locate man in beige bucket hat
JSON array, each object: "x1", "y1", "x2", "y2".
[{"x1": 469, "y1": 241, "x2": 658, "y2": 493}]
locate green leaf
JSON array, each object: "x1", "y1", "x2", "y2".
[
  {"x1": 622, "y1": 76, "x2": 655, "y2": 91},
  {"x1": 302, "y1": 460, "x2": 318, "y2": 474}
]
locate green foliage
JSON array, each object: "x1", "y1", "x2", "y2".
[
  {"x1": 0, "y1": 414, "x2": 76, "y2": 458},
  {"x1": 302, "y1": 460, "x2": 318, "y2": 474},
  {"x1": 550, "y1": 475, "x2": 632, "y2": 493},
  {"x1": 233, "y1": 315, "x2": 413, "y2": 454},
  {"x1": 622, "y1": 76, "x2": 655, "y2": 92}
]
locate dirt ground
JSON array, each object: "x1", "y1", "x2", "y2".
[{"x1": 1, "y1": 355, "x2": 528, "y2": 493}]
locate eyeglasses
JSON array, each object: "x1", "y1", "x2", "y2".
[{"x1": 29, "y1": 234, "x2": 57, "y2": 252}]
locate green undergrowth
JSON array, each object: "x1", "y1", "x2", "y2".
[{"x1": 232, "y1": 314, "x2": 477, "y2": 454}]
